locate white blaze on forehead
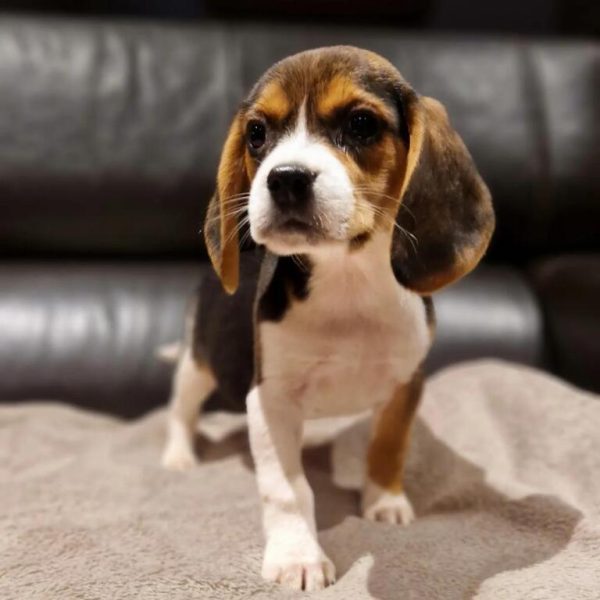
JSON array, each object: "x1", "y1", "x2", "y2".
[
  {"x1": 256, "y1": 100, "x2": 319, "y2": 171},
  {"x1": 294, "y1": 101, "x2": 308, "y2": 137},
  {"x1": 248, "y1": 97, "x2": 355, "y2": 252}
]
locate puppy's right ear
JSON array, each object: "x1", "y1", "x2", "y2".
[{"x1": 204, "y1": 113, "x2": 249, "y2": 295}]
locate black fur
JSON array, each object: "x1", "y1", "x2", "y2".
[
  {"x1": 192, "y1": 250, "x2": 311, "y2": 409},
  {"x1": 422, "y1": 295, "x2": 436, "y2": 329},
  {"x1": 257, "y1": 255, "x2": 311, "y2": 322},
  {"x1": 193, "y1": 251, "x2": 261, "y2": 411},
  {"x1": 359, "y1": 73, "x2": 412, "y2": 147}
]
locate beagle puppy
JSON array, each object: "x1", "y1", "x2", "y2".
[{"x1": 162, "y1": 46, "x2": 494, "y2": 591}]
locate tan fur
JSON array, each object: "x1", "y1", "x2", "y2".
[
  {"x1": 317, "y1": 75, "x2": 396, "y2": 124},
  {"x1": 253, "y1": 82, "x2": 292, "y2": 122}
]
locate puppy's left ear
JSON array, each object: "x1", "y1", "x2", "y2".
[
  {"x1": 392, "y1": 93, "x2": 495, "y2": 294},
  {"x1": 204, "y1": 113, "x2": 249, "y2": 295}
]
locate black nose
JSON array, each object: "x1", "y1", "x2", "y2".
[{"x1": 267, "y1": 165, "x2": 315, "y2": 209}]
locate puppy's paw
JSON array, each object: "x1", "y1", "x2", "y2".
[
  {"x1": 262, "y1": 539, "x2": 336, "y2": 591},
  {"x1": 362, "y1": 483, "x2": 415, "y2": 526},
  {"x1": 161, "y1": 441, "x2": 197, "y2": 471}
]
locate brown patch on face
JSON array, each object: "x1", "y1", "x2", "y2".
[
  {"x1": 317, "y1": 71, "x2": 407, "y2": 237},
  {"x1": 332, "y1": 147, "x2": 379, "y2": 239},
  {"x1": 367, "y1": 370, "x2": 423, "y2": 492},
  {"x1": 252, "y1": 81, "x2": 292, "y2": 122},
  {"x1": 317, "y1": 75, "x2": 356, "y2": 116},
  {"x1": 344, "y1": 129, "x2": 408, "y2": 240},
  {"x1": 323, "y1": 86, "x2": 406, "y2": 238},
  {"x1": 312, "y1": 72, "x2": 409, "y2": 242},
  {"x1": 317, "y1": 75, "x2": 396, "y2": 124}
]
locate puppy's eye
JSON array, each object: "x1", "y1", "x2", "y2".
[
  {"x1": 345, "y1": 110, "x2": 379, "y2": 144},
  {"x1": 247, "y1": 120, "x2": 266, "y2": 150}
]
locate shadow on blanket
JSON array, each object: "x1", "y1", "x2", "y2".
[
  {"x1": 338, "y1": 418, "x2": 581, "y2": 600},
  {"x1": 191, "y1": 416, "x2": 581, "y2": 600}
]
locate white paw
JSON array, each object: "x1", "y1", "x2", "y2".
[
  {"x1": 161, "y1": 441, "x2": 197, "y2": 471},
  {"x1": 362, "y1": 484, "x2": 415, "y2": 525},
  {"x1": 262, "y1": 539, "x2": 336, "y2": 591}
]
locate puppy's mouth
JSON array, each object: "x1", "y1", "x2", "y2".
[
  {"x1": 265, "y1": 216, "x2": 324, "y2": 241},
  {"x1": 253, "y1": 212, "x2": 332, "y2": 253},
  {"x1": 274, "y1": 216, "x2": 314, "y2": 234}
]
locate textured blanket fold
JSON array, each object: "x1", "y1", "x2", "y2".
[{"x1": 1, "y1": 360, "x2": 599, "y2": 599}]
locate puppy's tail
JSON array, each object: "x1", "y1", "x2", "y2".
[{"x1": 155, "y1": 342, "x2": 182, "y2": 364}]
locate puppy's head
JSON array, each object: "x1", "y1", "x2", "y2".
[{"x1": 205, "y1": 46, "x2": 494, "y2": 294}]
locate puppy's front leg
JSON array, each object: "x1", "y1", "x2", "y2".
[
  {"x1": 246, "y1": 386, "x2": 336, "y2": 591},
  {"x1": 362, "y1": 371, "x2": 422, "y2": 525}
]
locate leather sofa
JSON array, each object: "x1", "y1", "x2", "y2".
[{"x1": 0, "y1": 16, "x2": 598, "y2": 417}]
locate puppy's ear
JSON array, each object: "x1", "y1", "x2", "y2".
[
  {"x1": 204, "y1": 113, "x2": 249, "y2": 294},
  {"x1": 392, "y1": 94, "x2": 494, "y2": 294}
]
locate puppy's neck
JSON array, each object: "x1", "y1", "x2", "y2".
[
  {"x1": 297, "y1": 232, "x2": 404, "y2": 314},
  {"x1": 307, "y1": 231, "x2": 391, "y2": 280}
]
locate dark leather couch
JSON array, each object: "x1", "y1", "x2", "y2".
[{"x1": 0, "y1": 16, "x2": 598, "y2": 417}]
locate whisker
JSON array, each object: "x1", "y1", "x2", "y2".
[
  {"x1": 291, "y1": 254, "x2": 308, "y2": 273},
  {"x1": 222, "y1": 215, "x2": 250, "y2": 247},
  {"x1": 203, "y1": 206, "x2": 248, "y2": 225},
  {"x1": 354, "y1": 187, "x2": 416, "y2": 222},
  {"x1": 239, "y1": 227, "x2": 254, "y2": 248},
  {"x1": 222, "y1": 191, "x2": 251, "y2": 200},
  {"x1": 352, "y1": 199, "x2": 418, "y2": 253},
  {"x1": 218, "y1": 196, "x2": 251, "y2": 207}
]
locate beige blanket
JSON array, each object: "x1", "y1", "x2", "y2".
[{"x1": 1, "y1": 360, "x2": 599, "y2": 599}]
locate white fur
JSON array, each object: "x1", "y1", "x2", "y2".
[
  {"x1": 248, "y1": 102, "x2": 355, "y2": 255},
  {"x1": 244, "y1": 104, "x2": 430, "y2": 590},
  {"x1": 362, "y1": 481, "x2": 416, "y2": 525},
  {"x1": 260, "y1": 233, "x2": 429, "y2": 417},
  {"x1": 247, "y1": 387, "x2": 336, "y2": 590},
  {"x1": 161, "y1": 348, "x2": 215, "y2": 471},
  {"x1": 248, "y1": 233, "x2": 429, "y2": 590}
]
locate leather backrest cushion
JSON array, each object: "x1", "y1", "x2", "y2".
[
  {"x1": 0, "y1": 17, "x2": 597, "y2": 258},
  {"x1": 0, "y1": 261, "x2": 545, "y2": 417}
]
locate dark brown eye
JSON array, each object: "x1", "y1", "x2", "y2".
[
  {"x1": 247, "y1": 120, "x2": 266, "y2": 150},
  {"x1": 345, "y1": 110, "x2": 379, "y2": 144}
]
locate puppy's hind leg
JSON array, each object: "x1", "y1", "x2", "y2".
[{"x1": 161, "y1": 347, "x2": 216, "y2": 471}]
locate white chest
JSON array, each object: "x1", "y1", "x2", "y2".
[{"x1": 259, "y1": 248, "x2": 431, "y2": 418}]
